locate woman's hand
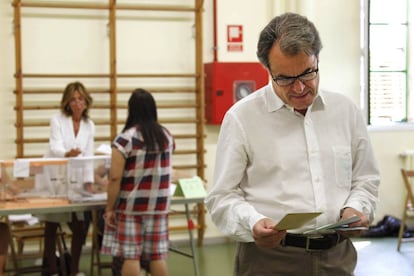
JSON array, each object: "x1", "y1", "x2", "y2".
[
  {"x1": 65, "y1": 148, "x2": 81, "y2": 157},
  {"x1": 104, "y1": 210, "x2": 117, "y2": 229}
]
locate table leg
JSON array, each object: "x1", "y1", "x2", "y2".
[
  {"x1": 196, "y1": 202, "x2": 205, "y2": 246},
  {"x1": 184, "y1": 203, "x2": 200, "y2": 276}
]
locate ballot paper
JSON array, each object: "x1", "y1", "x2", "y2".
[
  {"x1": 74, "y1": 192, "x2": 107, "y2": 202},
  {"x1": 303, "y1": 215, "x2": 366, "y2": 234},
  {"x1": 8, "y1": 214, "x2": 39, "y2": 225},
  {"x1": 274, "y1": 212, "x2": 323, "y2": 230},
  {"x1": 274, "y1": 213, "x2": 367, "y2": 234},
  {"x1": 96, "y1": 144, "x2": 112, "y2": 155}
]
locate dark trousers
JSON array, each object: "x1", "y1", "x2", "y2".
[{"x1": 234, "y1": 239, "x2": 357, "y2": 276}]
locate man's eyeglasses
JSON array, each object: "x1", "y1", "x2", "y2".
[{"x1": 272, "y1": 68, "x2": 319, "y2": 87}]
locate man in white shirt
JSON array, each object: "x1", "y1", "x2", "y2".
[{"x1": 205, "y1": 12, "x2": 380, "y2": 275}]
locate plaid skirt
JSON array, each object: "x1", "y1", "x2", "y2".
[{"x1": 100, "y1": 212, "x2": 169, "y2": 261}]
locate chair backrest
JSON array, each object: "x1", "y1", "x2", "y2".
[{"x1": 400, "y1": 169, "x2": 414, "y2": 207}]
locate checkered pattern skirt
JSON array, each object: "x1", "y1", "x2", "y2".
[{"x1": 101, "y1": 213, "x2": 169, "y2": 261}]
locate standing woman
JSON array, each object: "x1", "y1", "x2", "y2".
[
  {"x1": 101, "y1": 88, "x2": 175, "y2": 276},
  {"x1": 42, "y1": 81, "x2": 94, "y2": 276}
]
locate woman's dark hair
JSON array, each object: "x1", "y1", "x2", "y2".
[{"x1": 123, "y1": 88, "x2": 168, "y2": 152}]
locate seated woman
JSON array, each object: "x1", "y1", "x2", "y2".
[{"x1": 39, "y1": 81, "x2": 95, "y2": 276}]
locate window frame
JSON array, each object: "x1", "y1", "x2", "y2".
[{"x1": 361, "y1": 0, "x2": 411, "y2": 130}]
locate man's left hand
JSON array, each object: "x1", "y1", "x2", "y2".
[{"x1": 339, "y1": 207, "x2": 369, "y2": 237}]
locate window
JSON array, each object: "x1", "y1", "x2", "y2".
[{"x1": 362, "y1": 0, "x2": 411, "y2": 125}]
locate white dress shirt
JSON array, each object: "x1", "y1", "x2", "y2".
[{"x1": 205, "y1": 83, "x2": 380, "y2": 242}]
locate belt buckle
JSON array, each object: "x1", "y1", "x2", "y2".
[{"x1": 305, "y1": 234, "x2": 323, "y2": 252}]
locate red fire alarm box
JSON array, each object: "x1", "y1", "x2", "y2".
[{"x1": 204, "y1": 62, "x2": 268, "y2": 124}]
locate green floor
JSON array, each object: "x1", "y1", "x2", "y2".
[{"x1": 7, "y1": 237, "x2": 414, "y2": 275}]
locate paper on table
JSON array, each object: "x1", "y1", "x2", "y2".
[
  {"x1": 170, "y1": 183, "x2": 177, "y2": 196},
  {"x1": 13, "y1": 159, "x2": 30, "y2": 177},
  {"x1": 174, "y1": 176, "x2": 206, "y2": 198},
  {"x1": 274, "y1": 212, "x2": 323, "y2": 230},
  {"x1": 8, "y1": 214, "x2": 33, "y2": 221},
  {"x1": 96, "y1": 144, "x2": 112, "y2": 155},
  {"x1": 70, "y1": 192, "x2": 107, "y2": 202},
  {"x1": 8, "y1": 214, "x2": 39, "y2": 225}
]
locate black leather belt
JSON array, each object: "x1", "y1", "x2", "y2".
[{"x1": 281, "y1": 233, "x2": 346, "y2": 251}]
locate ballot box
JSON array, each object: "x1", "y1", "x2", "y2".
[
  {"x1": 0, "y1": 158, "x2": 68, "y2": 200},
  {"x1": 0, "y1": 156, "x2": 110, "y2": 202},
  {"x1": 65, "y1": 155, "x2": 110, "y2": 201}
]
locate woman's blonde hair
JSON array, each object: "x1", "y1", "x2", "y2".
[{"x1": 60, "y1": 81, "x2": 93, "y2": 120}]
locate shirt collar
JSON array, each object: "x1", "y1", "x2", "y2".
[{"x1": 265, "y1": 82, "x2": 326, "y2": 113}]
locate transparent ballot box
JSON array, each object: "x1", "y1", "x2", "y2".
[
  {"x1": 66, "y1": 155, "x2": 110, "y2": 201},
  {"x1": 0, "y1": 158, "x2": 68, "y2": 200}
]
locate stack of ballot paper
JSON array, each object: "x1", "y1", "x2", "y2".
[
  {"x1": 303, "y1": 215, "x2": 368, "y2": 234},
  {"x1": 8, "y1": 214, "x2": 39, "y2": 225},
  {"x1": 274, "y1": 213, "x2": 368, "y2": 234}
]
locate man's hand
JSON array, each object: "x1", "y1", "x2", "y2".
[
  {"x1": 252, "y1": 218, "x2": 287, "y2": 248},
  {"x1": 339, "y1": 207, "x2": 369, "y2": 237}
]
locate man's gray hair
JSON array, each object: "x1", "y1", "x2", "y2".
[{"x1": 257, "y1": 12, "x2": 322, "y2": 70}]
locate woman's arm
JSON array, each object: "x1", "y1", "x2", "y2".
[{"x1": 104, "y1": 148, "x2": 125, "y2": 228}]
